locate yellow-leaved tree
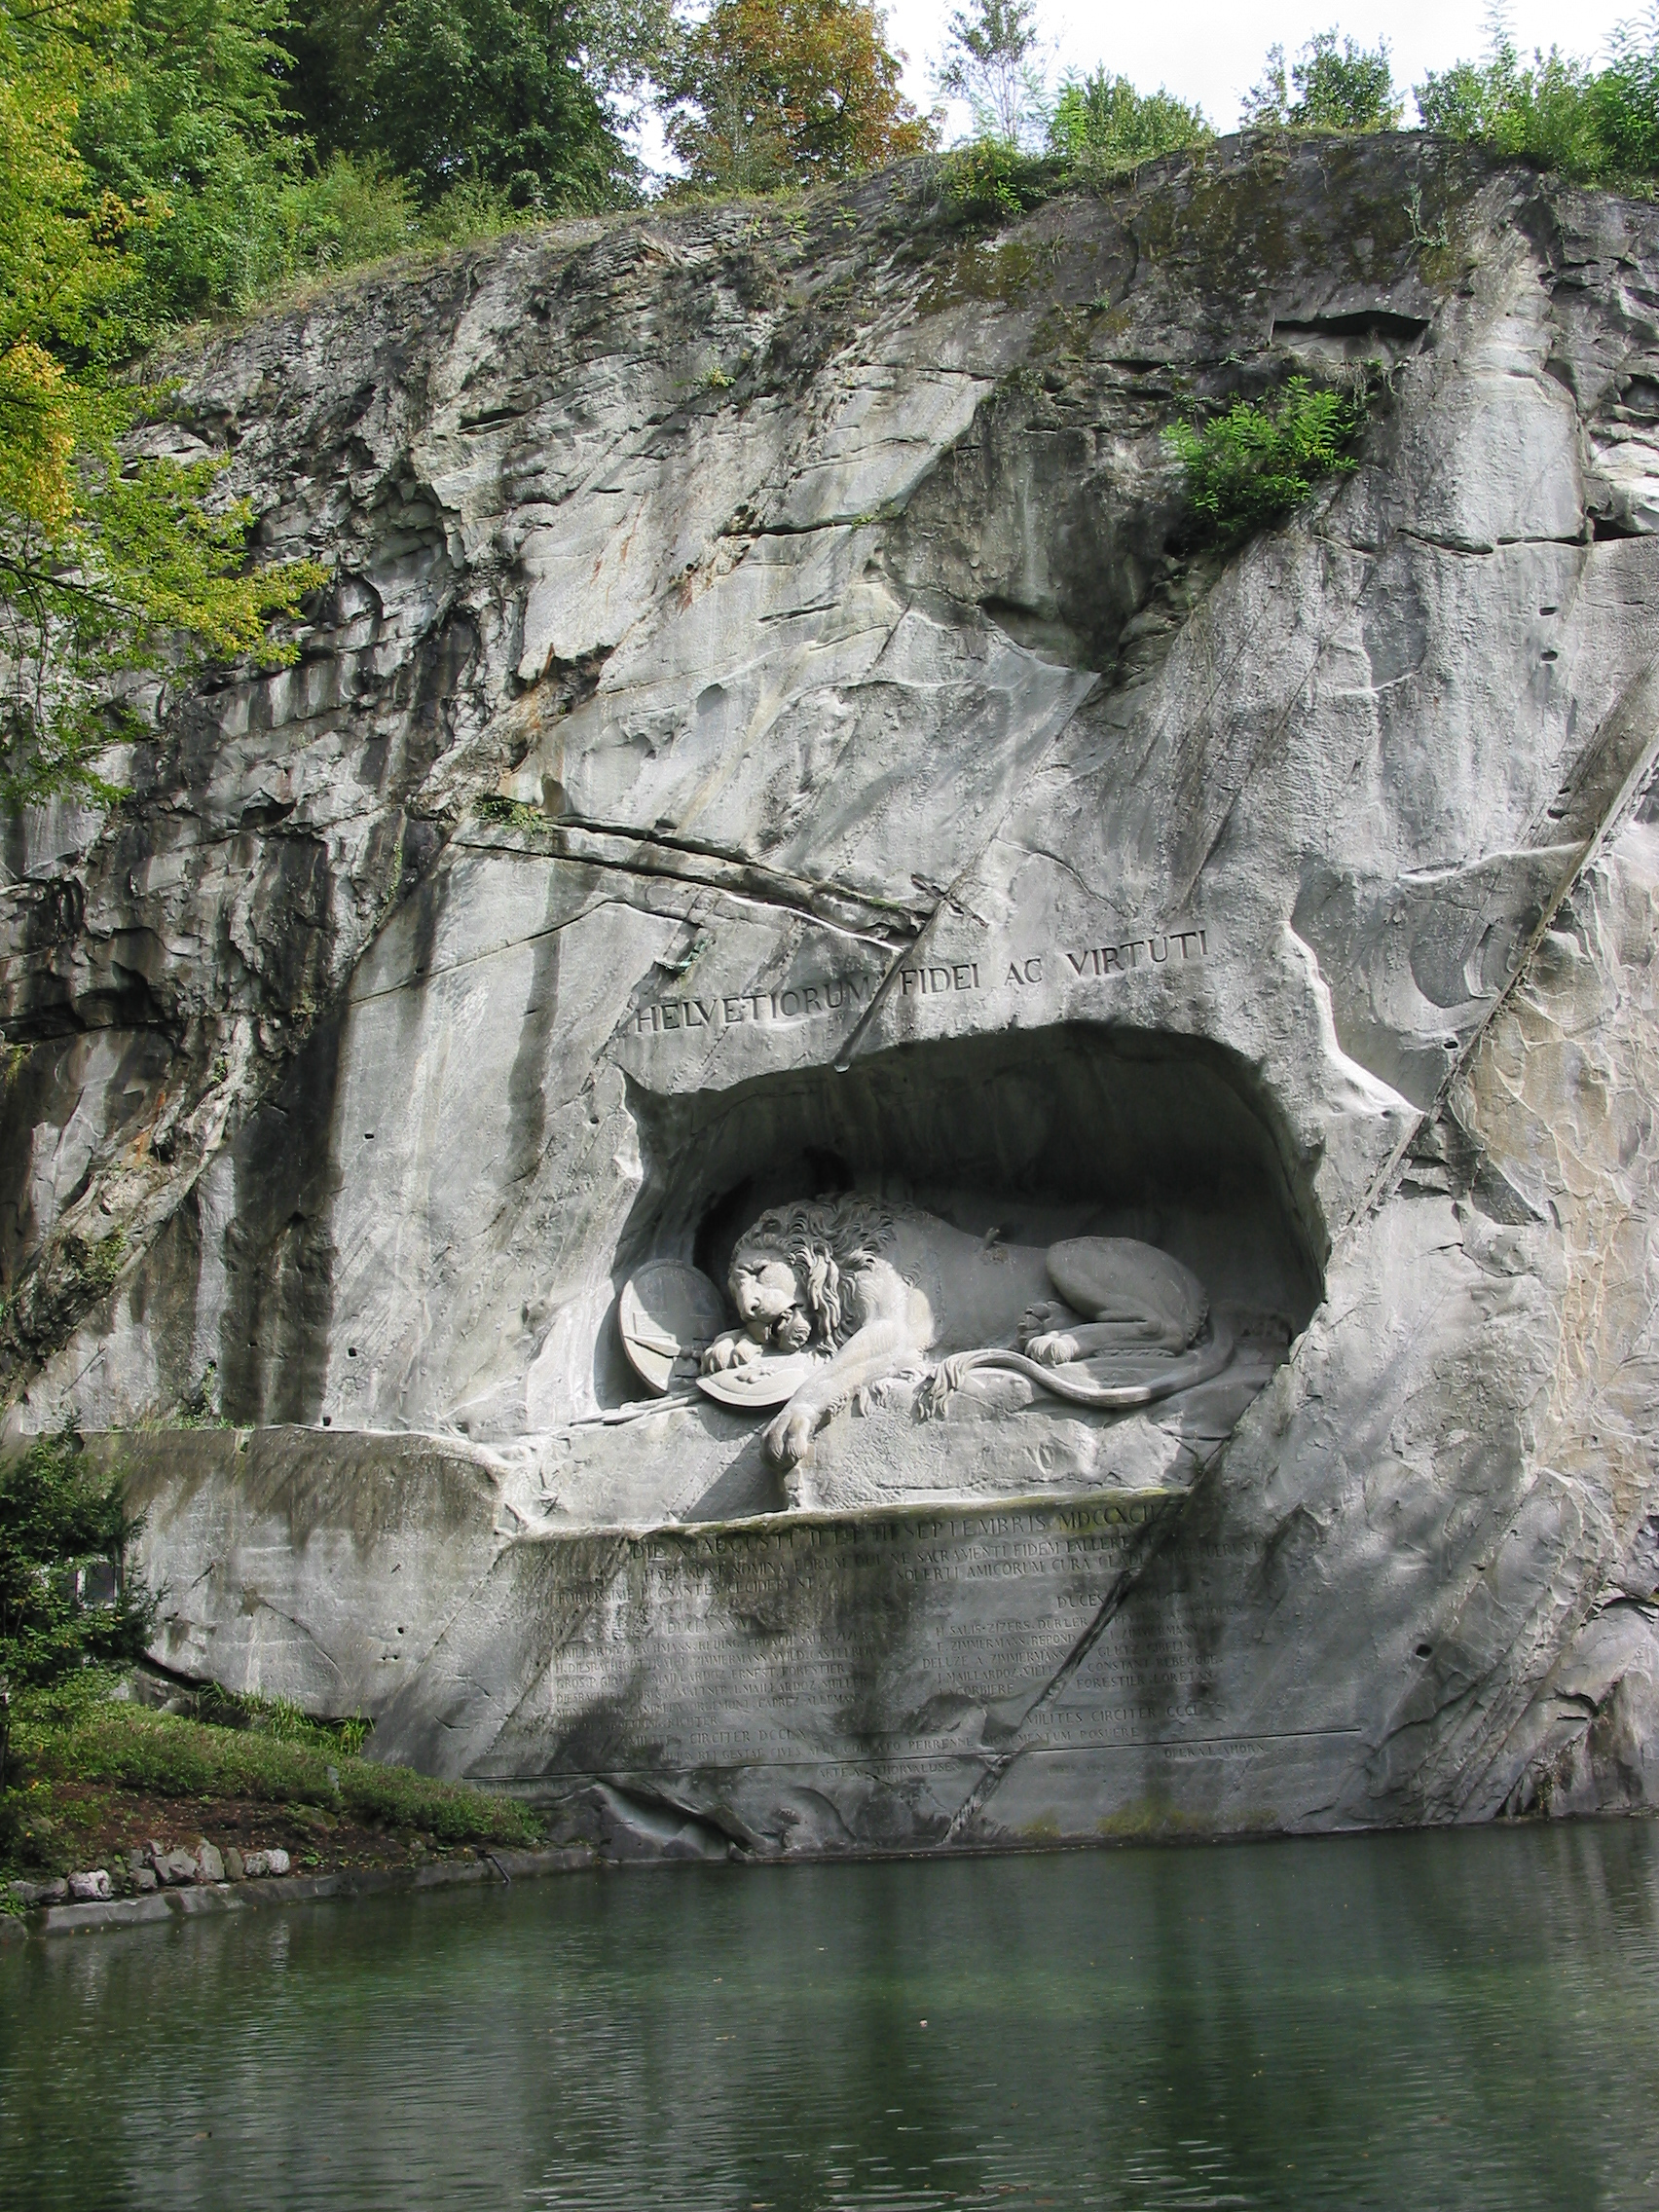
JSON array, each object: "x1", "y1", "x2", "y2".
[
  {"x1": 663, "y1": 0, "x2": 933, "y2": 196},
  {"x1": 0, "y1": 0, "x2": 321, "y2": 812}
]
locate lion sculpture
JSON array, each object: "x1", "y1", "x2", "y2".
[{"x1": 700, "y1": 1196, "x2": 1233, "y2": 1468}]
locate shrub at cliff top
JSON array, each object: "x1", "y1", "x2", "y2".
[
  {"x1": 1417, "y1": 21, "x2": 1659, "y2": 190},
  {"x1": 1047, "y1": 70, "x2": 1213, "y2": 174},
  {"x1": 1244, "y1": 30, "x2": 1404, "y2": 133}
]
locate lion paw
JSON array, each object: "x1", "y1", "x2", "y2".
[
  {"x1": 701, "y1": 1331, "x2": 761, "y2": 1373},
  {"x1": 764, "y1": 1405, "x2": 819, "y2": 1468},
  {"x1": 1025, "y1": 1330, "x2": 1080, "y2": 1367},
  {"x1": 1017, "y1": 1302, "x2": 1065, "y2": 1348}
]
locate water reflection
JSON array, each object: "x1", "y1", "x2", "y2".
[{"x1": 4, "y1": 1822, "x2": 1658, "y2": 2209}]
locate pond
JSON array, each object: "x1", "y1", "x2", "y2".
[{"x1": 4, "y1": 1821, "x2": 1658, "y2": 2210}]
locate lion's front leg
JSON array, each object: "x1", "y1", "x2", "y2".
[
  {"x1": 764, "y1": 1399, "x2": 821, "y2": 1468},
  {"x1": 760, "y1": 1310, "x2": 919, "y2": 1469}
]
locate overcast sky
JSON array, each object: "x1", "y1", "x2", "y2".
[{"x1": 880, "y1": 2, "x2": 1639, "y2": 136}]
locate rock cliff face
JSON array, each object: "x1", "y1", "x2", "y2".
[{"x1": 7, "y1": 134, "x2": 1659, "y2": 1854}]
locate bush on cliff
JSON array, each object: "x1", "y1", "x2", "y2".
[
  {"x1": 75, "y1": 0, "x2": 309, "y2": 322},
  {"x1": 1047, "y1": 71, "x2": 1212, "y2": 173},
  {"x1": 1166, "y1": 374, "x2": 1368, "y2": 545},
  {"x1": 1417, "y1": 21, "x2": 1659, "y2": 190},
  {"x1": 70, "y1": 0, "x2": 645, "y2": 327},
  {"x1": 1243, "y1": 31, "x2": 1404, "y2": 134}
]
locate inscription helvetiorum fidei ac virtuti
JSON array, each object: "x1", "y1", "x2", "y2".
[{"x1": 9, "y1": 137, "x2": 1659, "y2": 1858}]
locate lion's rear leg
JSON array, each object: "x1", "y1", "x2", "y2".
[
  {"x1": 1016, "y1": 1296, "x2": 1082, "y2": 1349},
  {"x1": 1029, "y1": 1237, "x2": 1208, "y2": 1364}
]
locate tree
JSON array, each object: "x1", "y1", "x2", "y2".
[
  {"x1": 0, "y1": 1432, "x2": 155, "y2": 1788},
  {"x1": 663, "y1": 0, "x2": 931, "y2": 196},
  {"x1": 75, "y1": 0, "x2": 302, "y2": 322},
  {"x1": 350, "y1": 0, "x2": 637, "y2": 208},
  {"x1": 1244, "y1": 29, "x2": 1403, "y2": 133},
  {"x1": 936, "y1": 0, "x2": 1047, "y2": 150},
  {"x1": 287, "y1": 0, "x2": 670, "y2": 169},
  {"x1": 0, "y1": 0, "x2": 322, "y2": 810},
  {"x1": 1048, "y1": 70, "x2": 1211, "y2": 166}
]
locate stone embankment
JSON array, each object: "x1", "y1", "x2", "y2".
[{"x1": 4, "y1": 1843, "x2": 590, "y2": 1939}]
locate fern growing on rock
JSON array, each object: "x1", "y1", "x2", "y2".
[{"x1": 1166, "y1": 375, "x2": 1369, "y2": 544}]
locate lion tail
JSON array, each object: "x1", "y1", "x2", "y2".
[{"x1": 918, "y1": 1317, "x2": 1235, "y2": 1415}]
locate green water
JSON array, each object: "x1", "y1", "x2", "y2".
[{"x1": 4, "y1": 1822, "x2": 1659, "y2": 2210}]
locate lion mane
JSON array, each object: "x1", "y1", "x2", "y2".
[{"x1": 730, "y1": 1195, "x2": 898, "y2": 1347}]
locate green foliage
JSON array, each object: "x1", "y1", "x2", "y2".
[
  {"x1": 1, "y1": 424, "x2": 325, "y2": 811},
  {"x1": 63, "y1": 0, "x2": 652, "y2": 335},
  {"x1": 0, "y1": 1435, "x2": 154, "y2": 1716},
  {"x1": 1417, "y1": 19, "x2": 1659, "y2": 189},
  {"x1": 418, "y1": 171, "x2": 520, "y2": 246},
  {"x1": 942, "y1": 136, "x2": 1060, "y2": 222},
  {"x1": 1047, "y1": 70, "x2": 1212, "y2": 169},
  {"x1": 1600, "y1": 14, "x2": 1659, "y2": 177},
  {"x1": 473, "y1": 792, "x2": 545, "y2": 830},
  {"x1": 15, "y1": 1692, "x2": 541, "y2": 1845},
  {"x1": 288, "y1": 0, "x2": 670, "y2": 166},
  {"x1": 1166, "y1": 375, "x2": 1367, "y2": 543},
  {"x1": 1244, "y1": 30, "x2": 1403, "y2": 133},
  {"x1": 193, "y1": 1680, "x2": 371, "y2": 1755},
  {"x1": 347, "y1": 0, "x2": 635, "y2": 209},
  {"x1": 0, "y1": 0, "x2": 325, "y2": 811},
  {"x1": 66, "y1": 1230, "x2": 126, "y2": 1298},
  {"x1": 76, "y1": 0, "x2": 301, "y2": 325},
  {"x1": 271, "y1": 157, "x2": 421, "y2": 275},
  {"x1": 172, "y1": 1363, "x2": 224, "y2": 1426}
]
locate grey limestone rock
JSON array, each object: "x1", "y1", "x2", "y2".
[
  {"x1": 192, "y1": 1839, "x2": 225, "y2": 1884},
  {"x1": 7, "y1": 136, "x2": 1659, "y2": 1852}
]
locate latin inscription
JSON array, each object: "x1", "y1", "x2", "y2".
[
  {"x1": 533, "y1": 1498, "x2": 1196, "y2": 1769},
  {"x1": 618, "y1": 929, "x2": 1214, "y2": 1044},
  {"x1": 1060, "y1": 928, "x2": 1208, "y2": 979},
  {"x1": 624, "y1": 972, "x2": 874, "y2": 1036}
]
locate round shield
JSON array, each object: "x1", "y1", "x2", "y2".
[
  {"x1": 619, "y1": 1261, "x2": 729, "y2": 1395},
  {"x1": 695, "y1": 1350, "x2": 825, "y2": 1412}
]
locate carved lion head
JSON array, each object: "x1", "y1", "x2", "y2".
[{"x1": 727, "y1": 1196, "x2": 895, "y2": 1349}]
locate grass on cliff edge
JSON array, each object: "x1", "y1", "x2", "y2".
[{"x1": 0, "y1": 1673, "x2": 541, "y2": 1878}]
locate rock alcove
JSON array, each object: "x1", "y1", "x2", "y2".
[
  {"x1": 621, "y1": 1019, "x2": 1322, "y2": 1346},
  {"x1": 575, "y1": 1022, "x2": 1321, "y2": 1522}
]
